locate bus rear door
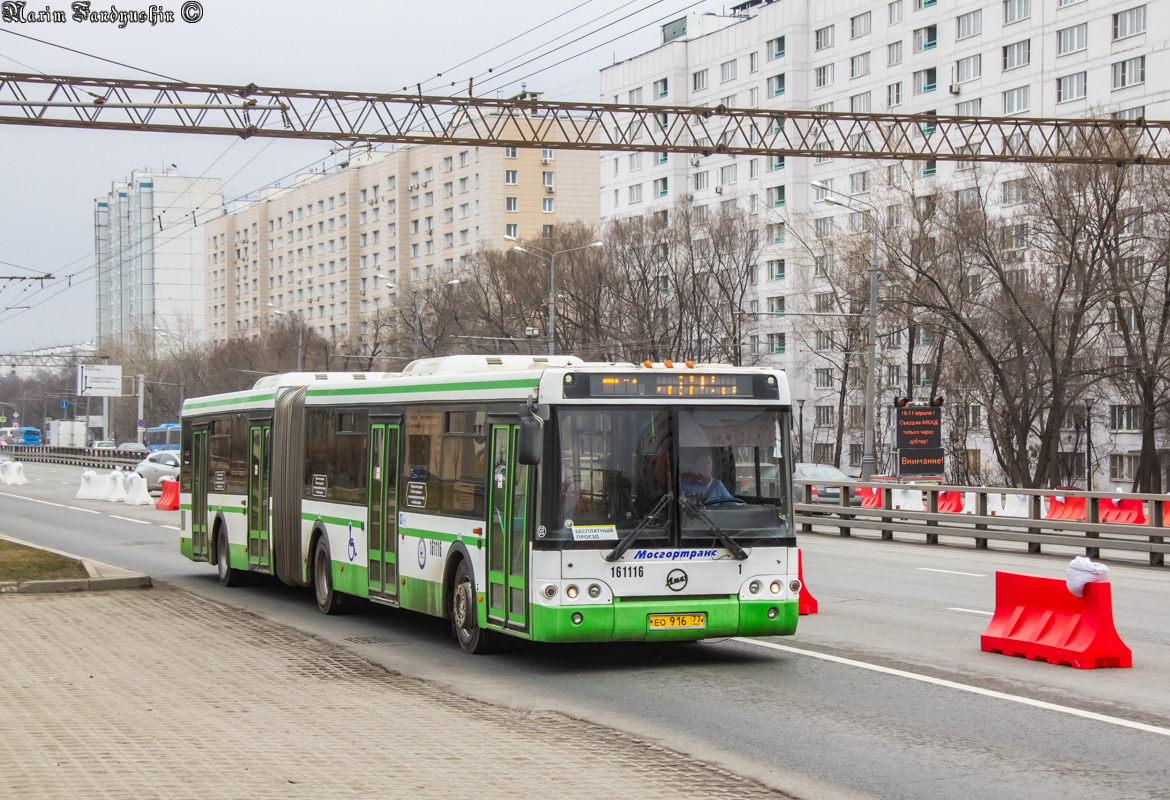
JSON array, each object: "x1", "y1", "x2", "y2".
[{"x1": 247, "y1": 422, "x2": 272, "y2": 572}]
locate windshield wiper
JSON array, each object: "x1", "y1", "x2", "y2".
[
  {"x1": 605, "y1": 492, "x2": 673, "y2": 563},
  {"x1": 679, "y1": 494, "x2": 748, "y2": 560}
]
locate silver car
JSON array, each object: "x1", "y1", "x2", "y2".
[{"x1": 134, "y1": 451, "x2": 180, "y2": 489}]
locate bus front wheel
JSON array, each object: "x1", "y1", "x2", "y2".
[{"x1": 451, "y1": 561, "x2": 493, "y2": 654}]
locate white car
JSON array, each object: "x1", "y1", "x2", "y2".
[{"x1": 134, "y1": 451, "x2": 180, "y2": 489}]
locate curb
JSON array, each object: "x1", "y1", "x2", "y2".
[{"x1": 0, "y1": 533, "x2": 151, "y2": 594}]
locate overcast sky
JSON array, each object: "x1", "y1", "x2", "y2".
[{"x1": 0, "y1": 0, "x2": 722, "y2": 351}]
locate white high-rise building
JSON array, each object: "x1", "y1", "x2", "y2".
[
  {"x1": 600, "y1": 0, "x2": 1166, "y2": 484},
  {"x1": 94, "y1": 169, "x2": 222, "y2": 346}
]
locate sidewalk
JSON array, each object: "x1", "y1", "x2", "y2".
[{"x1": 0, "y1": 589, "x2": 792, "y2": 799}]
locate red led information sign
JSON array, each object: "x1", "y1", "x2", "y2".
[
  {"x1": 896, "y1": 407, "x2": 942, "y2": 450},
  {"x1": 898, "y1": 447, "x2": 946, "y2": 476}
]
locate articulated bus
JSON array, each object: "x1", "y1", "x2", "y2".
[
  {"x1": 178, "y1": 355, "x2": 800, "y2": 653},
  {"x1": 144, "y1": 423, "x2": 181, "y2": 451}
]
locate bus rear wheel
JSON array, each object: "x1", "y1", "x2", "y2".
[
  {"x1": 216, "y1": 528, "x2": 245, "y2": 587},
  {"x1": 451, "y1": 561, "x2": 493, "y2": 654},
  {"x1": 314, "y1": 538, "x2": 343, "y2": 615}
]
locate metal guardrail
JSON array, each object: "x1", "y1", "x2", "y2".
[
  {"x1": 0, "y1": 444, "x2": 143, "y2": 470},
  {"x1": 794, "y1": 479, "x2": 1168, "y2": 568}
]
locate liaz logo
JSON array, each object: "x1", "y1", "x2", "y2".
[{"x1": 665, "y1": 568, "x2": 688, "y2": 592}]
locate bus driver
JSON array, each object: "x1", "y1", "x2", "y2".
[{"x1": 680, "y1": 451, "x2": 737, "y2": 505}]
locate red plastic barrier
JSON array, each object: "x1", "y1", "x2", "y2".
[
  {"x1": 859, "y1": 486, "x2": 880, "y2": 508},
  {"x1": 1100, "y1": 497, "x2": 1146, "y2": 525},
  {"x1": 156, "y1": 479, "x2": 179, "y2": 511},
  {"x1": 938, "y1": 491, "x2": 964, "y2": 513},
  {"x1": 980, "y1": 572, "x2": 1131, "y2": 669},
  {"x1": 797, "y1": 548, "x2": 818, "y2": 615}
]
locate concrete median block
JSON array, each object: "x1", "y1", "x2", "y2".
[
  {"x1": 0, "y1": 581, "x2": 18, "y2": 593},
  {"x1": 19, "y1": 579, "x2": 90, "y2": 594},
  {"x1": 88, "y1": 575, "x2": 152, "y2": 591}
]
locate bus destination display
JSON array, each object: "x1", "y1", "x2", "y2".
[{"x1": 588, "y1": 373, "x2": 753, "y2": 397}]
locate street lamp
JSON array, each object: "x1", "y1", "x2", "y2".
[
  {"x1": 267, "y1": 304, "x2": 304, "y2": 371},
  {"x1": 812, "y1": 180, "x2": 880, "y2": 480},
  {"x1": 505, "y1": 236, "x2": 603, "y2": 356},
  {"x1": 375, "y1": 275, "x2": 460, "y2": 360}
]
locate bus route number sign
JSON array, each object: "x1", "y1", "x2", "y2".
[{"x1": 406, "y1": 481, "x2": 428, "y2": 508}]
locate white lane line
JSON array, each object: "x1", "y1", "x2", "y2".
[
  {"x1": 0, "y1": 492, "x2": 65, "y2": 508},
  {"x1": 59, "y1": 481, "x2": 72, "y2": 485},
  {"x1": 160, "y1": 525, "x2": 181, "y2": 531},
  {"x1": 35, "y1": 478, "x2": 44, "y2": 482},
  {"x1": 735, "y1": 638, "x2": 1170, "y2": 738},
  {"x1": 108, "y1": 514, "x2": 153, "y2": 526},
  {"x1": 917, "y1": 567, "x2": 987, "y2": 577},
  {"x1": 947, "y1": 607, "x2": 994, "y2": 616},
  {"x1": 67, "y1": 506, "x2": 102, "y2": 514}
]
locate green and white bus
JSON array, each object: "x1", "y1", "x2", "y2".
[{"x1": 179, "y1": 355, "x2": 800, "y2": 653}]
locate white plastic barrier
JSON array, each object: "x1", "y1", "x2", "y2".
[
  {"x1": 76, "y1": 469, "x2": 106, "y2": 500},
  {"x1": 962, "y1": 492, "x2": 978, "y2": 514},
  {"x1": 123, "y1": 472, "x2": 153, "y2": 506},
  {"x1": 104, "y1": 469, "x2": 127, "y2": 503},
  {"x1": 0, "y1": 461, "x2": 9, "y2": 483},
  {"x1": 999, "y1": 493, "x2": 1031, "y2": 517},
  {"x1": 986, "y1": 493, "x2": 1004, "y2": 515},
  {"x1": 892, "y1": 487, "x2": 925, "y2": 512},
  {"x1": 2, "y1": 461, "x2": 28, "y2": 486}
]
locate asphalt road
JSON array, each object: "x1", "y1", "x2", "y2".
[{"x1": 3, "y1": 460, "x2": 1168, "y2": 800}]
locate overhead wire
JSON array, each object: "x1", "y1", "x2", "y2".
[{"x1": 0, "y1": 28, "x2": 183, "y2": 81}]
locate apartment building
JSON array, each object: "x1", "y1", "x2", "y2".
[
  {"x1": 94, "y1": 169, "x2": 222, "y2": 346},
  {"x1": 204, "y1": 101, "x2": 600, "y2": 348},
  {"x1": 599, "y1": 0, "x2": 1167, "y2": 487}
]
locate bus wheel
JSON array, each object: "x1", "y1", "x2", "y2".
[
  {"x1": 451, "y1": 561, "x2": 493, "y2": 654},
  {"x1": 216, "y1": 528, "x2": 245, "y2": 588},
  {"x1": 313, "y1": 538, "x2": 342, "y2": 615}
]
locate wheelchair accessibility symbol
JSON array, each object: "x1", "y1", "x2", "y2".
[{"x1": 347, "y1": 522, "x2": 357, "y2": 562}]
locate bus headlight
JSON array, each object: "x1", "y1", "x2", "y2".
[
  {"x1": 566, "y1": 584, "x2": 579, "y2": 599},
  {"x1": 789, "y1": 579, "x2": 802, "y2": 593},
  {"x1": 543, "y1": 584, "x2": 557, "y2": 599},
  {"x1": 748, "y1": 580, "x2": 761, "y2": 594},
  {"x1": 769, "y1": 581, "x2": 782, "y2": 594},
  {"x1": 587, "y1": 584, "x2": 601, "y2": 598}
]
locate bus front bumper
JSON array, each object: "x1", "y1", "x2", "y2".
[{"x1": 530, "y1": 597, "x2": 798, "y2": 643}]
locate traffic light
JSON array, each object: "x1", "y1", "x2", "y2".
[
  {"x1": 930, "y1": 396, "x2": 944, "y2": 407},
  {"x1": 894, "y1": 396, "x2": 911, "y2": 407}
]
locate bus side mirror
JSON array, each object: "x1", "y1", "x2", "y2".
[{"x1": 517, "y1": 403, "x2": 543, "y2": 466}]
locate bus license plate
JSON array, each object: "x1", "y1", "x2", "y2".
[{"x1": 647, "y1": 613, "x2": 706, "y2": 630}]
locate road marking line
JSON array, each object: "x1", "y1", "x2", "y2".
[
  {"x1": 735, "y1": 638, "x2": 1170, "y2": 738},
  {"x1": 0, "y1": 492, "x2": 65, "y2": 508},
  {"x1": 917, "y1": 567, "x2": 986, "y2": 577},
  {"x1": 67, "y1": 506, "x2": 102, "y2": 514},
  {"x1": 35, "y1": 478, "x2": 44, "y2": 482},
  {"x1": 108, "y1": 514, "x2": 153, "y2": 525},
  {"x1": 947, "y1": 607, "x2": 993, "y2": 616},
  {"x1": 59, "y1": 481, "x2": 72, "y2": 485},
  {"x1": 161, "y1": 525, "x2": 181, "y2": 531}
]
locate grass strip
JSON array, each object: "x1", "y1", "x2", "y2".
[{"x1": 0, "y1": 539, "x2": 88, "y2": 582}]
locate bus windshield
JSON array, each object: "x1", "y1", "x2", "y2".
[{"x1": 551, "y1": 405, "x2": 793, "y2": 550}]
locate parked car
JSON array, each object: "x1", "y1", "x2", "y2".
[
  {"x1": 89, "y1": 440, "x2": 115, "y2": 449},
  {"x1": 794, "y1": 463, "x2": 861, "y2": 507},
  {"x1": 134, "y1": 450, "x2": 180, "y2": 488},
  {"x1": 117, "y1": 442, "x2": 148, "y2": 454}
]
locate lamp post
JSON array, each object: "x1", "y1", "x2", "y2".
[
  {"x1": 153, "y1": 328, "x2": 185, "y2": 408},
  {"x1": 375, "y1": 275, "x2": 459, "y2": 360},
  {"x1": 797, "y1": 398, "x2": 805, "y2": 462},
  {"x1": 266, "y1": 304, "x2": 303, "y2": 371},
  {"x1": 505, "y1": 237, "x2": 603, "y2": 356},
  {"x1": 813, "y1": 181, "x2": 880, "y2": 480}
]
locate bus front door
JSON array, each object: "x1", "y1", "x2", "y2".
[
  {"x1": 486, "y1": 425, "x2": 530, "y2": 631},
  {"x1": 367, "y1": 423, "x2": 400, "y2": 600},
  {"x1": 246, "y1": 423, "x2": 272, "y2": 571},
  {"x1": 191, "y1": 428, "x2": 209, "y2": 561}
]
